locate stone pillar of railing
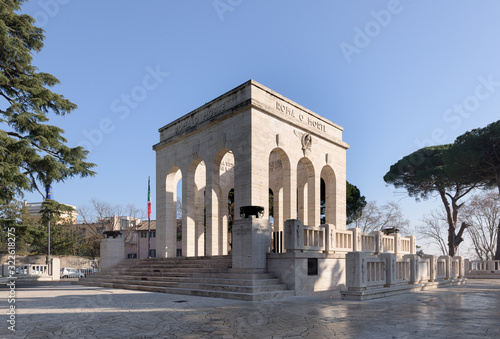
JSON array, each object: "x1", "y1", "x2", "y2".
[
  {"x1": 409, "y1": 236, "x2": 417, "y2": 254},
  {"x1": 380, "y1": 253, "x2": 396, "y2": 287},
  {"x1": 439, "y1": 255, "x2": 451, "y2": 280},
  {"x1": 284, "y1": 219, "x2": 304, "y2": 253},
  {"x1": 393, "y1": 233, "x2": 401, "y2": 255},
  {"x1": 423, "y1": 254, "x2": 437, "y2": 282},
  {"x1": 2, "y1": 264, "x2": 9, "y2": 277},
  {"x1": 345, "y1": 251, "x2": 367, "y2": 291},
  {"x1": 464, "y1": 258, "x2": 470, "y2": 276},
  {"x1": 320, "y1": 223, "x2": 335, "y2": 253},
  {"x1": 453, "y1": 256, "x2": 464, "y2": 278},
  {"x1": 349, "y1": 228, "x2": 362, "y2": 251},
  {"x1": 404, "y1": 254, "x2": 419, "y2": 284},
  {"x1": 50, "y1": 258, "x2": 60, "y2": 281},
  {"x1": 372, "y1": 231, "x2": 383, "y2": 254}
]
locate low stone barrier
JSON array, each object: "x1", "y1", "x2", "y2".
[
  {"x1": 465, "y1": 260, "x2": 500, "y2": 279},
  {"x1": 341, "y1": 252, "x2": 466, "y2": 300}
]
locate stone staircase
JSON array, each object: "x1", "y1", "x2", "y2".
[{"x1": 74, "y1": 256, "x2": 294, "y2": 301}]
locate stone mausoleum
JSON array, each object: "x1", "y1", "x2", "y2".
[
  {"x1": 148, "y1": 80, "x2": 466, "y2": 299},
  {"x1": 153, "y1": 79, "x2": 347, "y2": 259},
  {"x1": 54, "y1": 79, "x2": 456, "y2": 300}
]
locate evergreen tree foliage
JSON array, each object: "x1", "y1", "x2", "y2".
[
  {"x1": 0, "y1": 0, "x2": 96, "y2": 203},
  {"x1": 346, "y1": 181, "x2": 366, "y2": 225},
  {"x1": 384, "y1": 145, "x2": 484, "y2": 256},
  {"x1": 449, "y1": 120, "x2": 500, "y2": 259}
]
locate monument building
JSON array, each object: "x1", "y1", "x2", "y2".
[
  {"x1": 87, "y1": 80, "x2": 464, "y2": 300},
  {"x1": 153, "y1": 79, "x2": 348, "y2": 260}
]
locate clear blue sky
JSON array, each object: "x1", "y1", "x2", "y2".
[{"x1": 20, "y1": 0, "x2": 500, "y2": 254}]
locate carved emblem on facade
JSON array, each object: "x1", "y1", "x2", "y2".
[{"x1": 294, "y1": 130, "x2": 312, "y2": 156}]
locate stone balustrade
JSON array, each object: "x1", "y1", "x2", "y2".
[
  {"x1": 345, "y1": 252, "x2": 465, "y2": 292},
  {"x1": 467, "y1": 260, "x2": 500, "y2": 272},
  {"x1": 2, "y1": 258, "x2": 60, "y2": 281},
  {"x1": 15, "y1": 264, "x2": 49, "y2": 276},
  {"x1": 465, "y1": 259, "x2": 500, "y2": 278},
  {"x1": 282, "y1": 220, "x2": 416, "y2": 255}
]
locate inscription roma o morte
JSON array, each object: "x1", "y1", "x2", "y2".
[{"x1": 275, "y1": 102, "x2": 326, "y2": 133}]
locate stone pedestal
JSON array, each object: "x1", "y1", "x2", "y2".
[
  {"x1": 232, "y1": 217, "x2": 272, "y2": 272},
  {"x1": 100, "y1": 238, "x2": 125, "y2": 271},
  {"x1": 50, "y1": 258, "x2": 60, "y2": 281}
]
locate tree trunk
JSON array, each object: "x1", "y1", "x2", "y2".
[
  {"x1": 495, "y1": 175, "x2": 500, "y2": 260},
  {"x1": 439, "y1": 189, "x2": 460, "y2": 256},
  {"x1": 495, "y1": 219, "x2": 500, "y2": 260}
]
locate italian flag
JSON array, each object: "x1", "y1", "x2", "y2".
[{"x1": 147, "y1": 177, "x2": 151, "y2": 219}]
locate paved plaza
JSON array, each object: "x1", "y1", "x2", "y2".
[{"x1": 1, "y1": 279, "x2": 499, "y2": 338}]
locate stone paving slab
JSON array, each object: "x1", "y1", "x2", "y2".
[{"x1": 1, "y1": 279, "x2": 499, "y2": 338}]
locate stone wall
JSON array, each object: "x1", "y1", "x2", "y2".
[{"x1": 0, "y1": 254, "x2": 99, "y2": 269}]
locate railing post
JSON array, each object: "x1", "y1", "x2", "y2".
[
  {"x1": 346, "y1": 251, "x2": 367, "y2": 291},
  {"x1": 439, "y1": 255, "x2": 451, "y2": 280},
  {"x1": 51, "y1": 258, "x2": 60, "y2": 281},
  {"x1": 453, "y1": 256, "x2": 464, "y2": 278},
  {"x1": 320, "y1": 224, "x2": 335, "y2": 253},
  {"x1": 380, "y1": 253, "x2": 396, "y2": 287},
  {"x1": 424, "y1": 255, "x2": 437, "y2": 282},
  {"x1": 464, "y1": 258, "x2": 470, "y2": 276},
  {"x1": 284, "y1": 219, "x2": 304, "y2": 253},
  {"x1": 349, "y1": 228, "x2": 362, "y2": 251},
  {"x1": 372, "y1": 231, "x2": 383, "y2": 254},
  {"x1": 404, "y1": 254, "x2": 418, "y2": 284},
  {"x1": 393, "y1": 233, "x2": 401, "y2": 255},
  {"x1": 408, "y1": 236, "x2": 416, "y2": 254}
]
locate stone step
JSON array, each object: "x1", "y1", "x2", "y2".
[
  {"x1": 76, "y1": 280, "x2": 294, "y2": 301},
  {"x1": 90, "y1": 271, "x2": 275, "y2": 280},
  {"x1": 85, "y1": 274, "x2": 281, "y2": 286},
  {"x1": 80, "y1": 277, "x2": 286, "y2": 293},
  {"x1": 118, "y1": 257, "x2": 232, "y2": 265},
  {"x1": 107, "y1": 267, "x2": 231, "y2": 274},
  {"x1": 74, "y1": 255, "x2": 293, "y2": 301},
  {"x1": 162, "y1": 287, "x2": 295, "y2": 301}
]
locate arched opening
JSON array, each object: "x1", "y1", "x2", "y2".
[
  {"x1": 269, "y1": 188, "x2": 274, "y2": 226},
  {"x1": 183, "y1": 159, "x2": 206, "y2": 257},
  {"x1": 163, "y1": 167, "x2": 182, "y2": 258},
  {"x1": 227, "y1": 188, "x2": 234, "y2": 254},
  {"x1": 297, "y1": 158, "x2": 316, "y2": 226},
  {"x1": 176, "y1": 179, "x2": 182, "y2": 256},
  {"x1": 268, "y1": 148, "x2": 291, "y2": 232},
  {"x1": 208, "y1": 148, "x2": 235, "y2": 256},
  {"x1": 320, "y1": 166, "x2": 336, "y2": 225}
]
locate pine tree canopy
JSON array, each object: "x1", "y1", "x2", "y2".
[{"x1": 0, "y1": 0, "x2": 96, "y2": 203}]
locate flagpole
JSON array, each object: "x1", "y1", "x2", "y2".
[
  {"x1": 46, "y1": 185, "x2": 51, "y2": 265},
  {"x1": 147, "y1": 176, "x2": 151, "y2": 258}
]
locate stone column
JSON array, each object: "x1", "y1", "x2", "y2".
[
  {"x1": 182, "y1": 170, "x2": 196, "y2": 257},
  {"x1": 206, "y1": 167, "x2": 219, "y2": 256}
]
